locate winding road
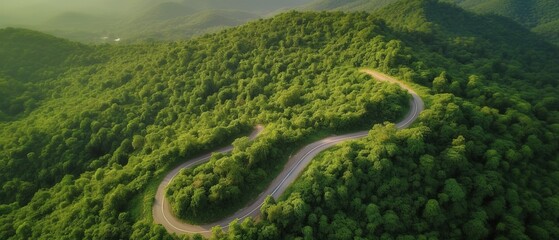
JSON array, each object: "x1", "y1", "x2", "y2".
[{"x1": 152, "y1": 69, "x2": 425, "y2": 236}]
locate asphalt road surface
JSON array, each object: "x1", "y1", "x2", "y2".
[{"x1": 152, "y1": 69, "x2": 425, "y2": 236}]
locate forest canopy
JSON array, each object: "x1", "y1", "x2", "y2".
[{"x1": 0, "y1": 0, "x2": 558, "y2": 239}]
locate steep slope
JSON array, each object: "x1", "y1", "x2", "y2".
[
  {"x1": 449, "y1": 0, "x2": 559, "y2": 28},
  {"x1": 0, "y1": 28, "x2": 95, "y2": 118},
  {"x1": 453, "y1": 0, "x2": 559, "y2": 45},
  {"x1": 0, "y1": 28, "x2": 88, "y2": 81},
  {"x1": 374, "y1": 0, "x2": 556, "y2": 79}
]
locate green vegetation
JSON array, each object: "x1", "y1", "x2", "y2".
[
  {"x1": 0, "y1": 28, "x2": 94, "y2": 119},
  {"x1": 163, "y1": 10, "x2": 418, "y2": 223},
  {"x1": 448, "y1": 0, "x2": 559, "y2": 45},
  {"x1": 0, "y1": 0, "x2": 315, "y2": 43},
  {"x1": 0, "y1": 7, "x2": 410, "y2": 239},
  {"x1": 307, "y1": 0, "x2": 559, "y2": 45},
  {"x1": 0, "y1": 0, "x2": 558, "y2": 239},
  {"x1": 4, "y1": 0, "x2": 558, "y2": 45},
  {"x1": 249, "y1": 1, "x2": 559, "y2": 239}
]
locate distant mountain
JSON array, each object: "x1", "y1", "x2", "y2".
[
  {"x1": 1, "y1": 0, "x2": 317, "y2": 42},
  {"x1": 44, "y1": 12, "x2": 115, "y2": 31},
  {"x1": 181, "y1": 0, "x2": 313, "y2": 13},
  {"x1": 305, "y1": 0, "x2": 559, "y2": 45},
  {"x1": 184, "y1": 10, "x2": 259, "y2": 28},
  {"x1": 445, "y1": 0, "x2": 559, "y2": 45},
  {"x1": 377, "y1": 0, "x2": 553, "y2": 49},
  {"x1": 125, "y1": 9, "x2": 259, "y2": 41},
  {"x1": 132, "y1": 1, "x2": 197, "y2": 23},
  {"x1": 303, "y1": 0, "x2": 395, "y2": 11},
  {"x1": 2, "y1": 0, "x2": 557, "y2": 44}
]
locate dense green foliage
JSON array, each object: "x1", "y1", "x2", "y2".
[
  {"x1": 0, "y1": 0, "x2": 558, "y2": 239},
  {"x1": 320, "y1": 0, "x2": 559, "y2": 45},
  {"x1": 242, "y1": 1, "x2": 559, "y2": 239},
  {"x1": 0, "y1": 28, "x2": 94, "y2": 120},
  {"x1": 164, "y1": 10, "x2": 412, "y2": 219},
  {"x1": 448, "y1": 0, "x2": 559, "y2": 45},
  {"x1": 451, "y1": 0, "x2": 559, "y2": 28},
  {"x1": 0, "y1": 7, "x2": 410, "y2": 239}
]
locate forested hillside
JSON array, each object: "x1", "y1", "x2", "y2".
[
  {"x1": 445, "y1": 0, "x2": 559, "y2": 45},
  {"x1": 254, "y1": 1, "x2": 559, "y2": 239},
  {"x1": 0, "y1": 5, "x2": 411, "y2": 239},
  {"x1": 307, "y1": 0, "x2": 559, "y2": 45},
  {"x1": 0, "y1": 0, "x2": 558, "y2": 239},
  {"x1": 0, "y1": 28, "x2": 93, "y2": 120}
]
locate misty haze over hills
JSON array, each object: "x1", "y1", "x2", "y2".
[
  {"x1": 0, "y1": 0, "x2": 314, "y2": 42},
  {"x1": 1, "y1": 0, "x2": 557, "y2": 44}
]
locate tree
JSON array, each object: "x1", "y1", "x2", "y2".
[
  {"x1": 443, "y1": 179, "x2": 465, "y2": 202},
  {"x1": 463, "y1": 218, "x2": 489, "y2": 240},
  {"x1": 382, "y1": 210, "x2": 402, "y2": 233},
  {"x1": 15, "y1": 222, "x2": 31, "y2": 240},
  {"x1": 423, "y1": 199, "x2": 443, "y2": 226},
  {"x1": 432, "y1": 71, "x2": 448, "y2": 93},
  {"x1": 132, "y1": 135, "x2": 145, "y2": 151}
]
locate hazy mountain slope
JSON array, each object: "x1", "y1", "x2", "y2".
[
  {"x1": 304, "y1": 0, "x2": 396, "y2": 11},
  {"x1": 44, "y1": 12, "x2": 116, "y2": 31},
  {"x1": 126, "y1": 9, "x2": 259, "y2": 41},
  {"x1": 303, "y1": 0, "x2": 363, "y2": 10},
  {"x1": 181, "y1": 0, "x2": 313, "y2": 12},
  {"x1": 132, "y1": 1, "x2": 197, "y2": 23},
  {"x1": 1, "y1": 0, "x2": 314, "y2": 42},
  {"x1": 184, "y1": 10, "x2": 258, "y2": 27},
  {"x1": 0, "y1": 0, "x2": 158, "y2": 27}
]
